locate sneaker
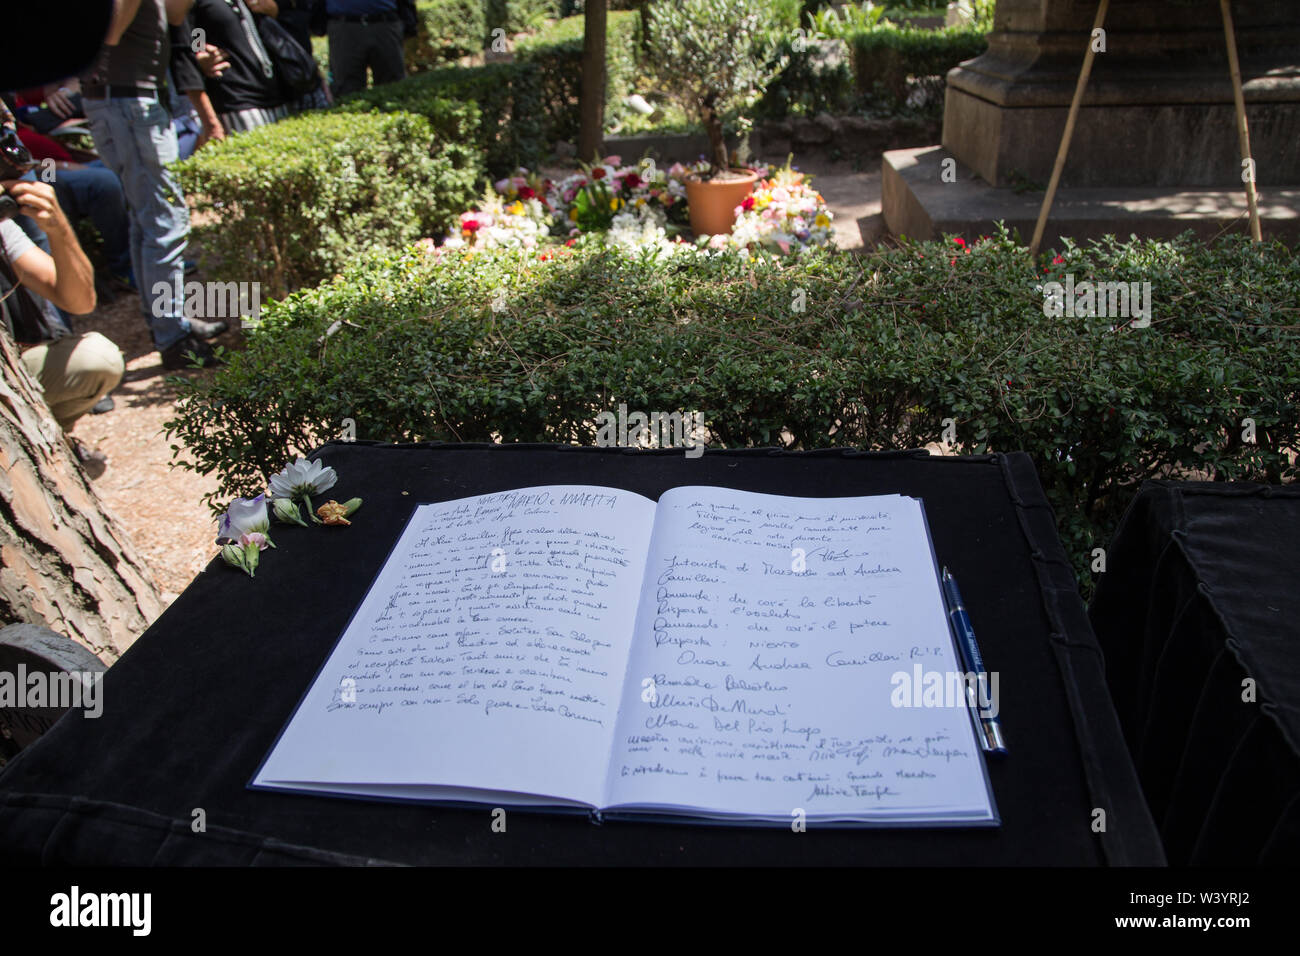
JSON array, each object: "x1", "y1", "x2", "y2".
[
  {"x1": 160, "y1": 335, "x2": 224, "y2": 370},
  {"x1": 70, "y1": 437, "x2": 108, "y2": 479},
  {"x1": 91, "y1": 395, "x2": 115, "y2": 414},
  {"x1": 188, "y1": 317, "x2": 228, "y2": 339}
]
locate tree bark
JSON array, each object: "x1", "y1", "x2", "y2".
[
  {"x1": 0, "y1": 329, "x2": 163, "y2": 664},
  {"x1": 578, "y1": 0, "x2": 607, "y2": 163}
]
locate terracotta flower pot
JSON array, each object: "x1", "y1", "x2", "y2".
[{"x1": 684, "y1": 169, "x2": 759, "y2": 237}]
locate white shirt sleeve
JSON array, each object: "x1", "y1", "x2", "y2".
[{"x1": 0, "y1": 218, "x2": 37, "y2": 266}]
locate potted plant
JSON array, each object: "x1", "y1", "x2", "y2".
[{"x1": 647, "y1": 0, "x2": 788, "y2": 236}]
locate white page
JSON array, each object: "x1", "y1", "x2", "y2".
[
  {"x1": 604, "y1": 486, "x2": 994, "y2": 823},
  {"x1": 255, "y1": 485, "x2": 657, "y2": 808}
]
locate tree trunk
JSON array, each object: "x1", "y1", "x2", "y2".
[
  {"x1": 578, "y1": 0, "x2": 607, "y2": 163},
  {"x1": 0, "y1": 329, "x2": 163, "y2": 664}
]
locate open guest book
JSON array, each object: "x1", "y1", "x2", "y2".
[{"x1": 253, "y1": 485, "x2": 1000, "y2": 827}]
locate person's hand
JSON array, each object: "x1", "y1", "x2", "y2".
[
  {"x1": 195, "y1": 121, "x2": 226, "y2": 151},
  {"x1": 43, "y1": 78, "x2": 81, "y2": 118},
  {"x1": 0, "y1": 180, "x2": 66, "y2": 228},
  {"x1": 245, "y1": 0, "x2": 278, "y2": 13},
  {"x1": 196, "y1": 44, "x2": 231, "y2": 78}
]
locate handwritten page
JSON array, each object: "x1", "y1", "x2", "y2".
[
  {"x1": 254, "y1": 486, "x2": 657, "y2": 808},
  {"x1": 604, "y1": 486, "x2": 995, "y2": 824}
]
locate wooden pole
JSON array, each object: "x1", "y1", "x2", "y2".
[
  {"x1": 1028, "y1": 0, "x2": 1110, "y2": 261},
  {"x1": 1220, "y1": 0, "x2": 1263, "y2": 242}
]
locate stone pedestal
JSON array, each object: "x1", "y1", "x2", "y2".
[{"x1": 883, "y1": 0, "x2": 1300, "y2": 242}]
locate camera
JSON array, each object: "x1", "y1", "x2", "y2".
[{"x1": 0, "y1": 123, "x2": 38, "y2": 222}]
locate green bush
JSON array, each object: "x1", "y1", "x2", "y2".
[
  {"x1": 485, "y1": 0, "x2": 558, "y2": 36},
  {"x1": 174, "y1": 108, "x2": 481, "y2": 298},
  {"x1": 405, "y1": 0, "x2": 487, "y2": 69},
  {"x1": 848, "y1": 24, "x2": 987, "y2": 107},
  {"x1": 339, "y1": 62, "x2": 544, "y2": 178},
  {"x1": 165, "y1": 232, "x2": 1300, "y2": 595},
  {"x1": 515, "y1": 10, "x2": 641, "y2": 146}
]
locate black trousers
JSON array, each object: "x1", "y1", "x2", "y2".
[{"x1": 326, "y1": 19, "x2": 405, "y2": 99}]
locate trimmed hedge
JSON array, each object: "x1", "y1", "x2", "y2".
[
  {"x1": 340, "y1": 63, "x2": 545, "y2": 178},
  {"x1": 485, "y1": 0, "x2": 557, "y2": 36},
  {"x1": 165, "y1": 232, "x2": 1300, "y2": 593},
  {"x1": 515, "y1": 10, "x2": 641, "y2": 146},
  {"x1": 174, "y1": 107, "x2": 481, "y2": 297},
  {"x1": 848, "y1": 24, "x2": 987, "y2": 107}
]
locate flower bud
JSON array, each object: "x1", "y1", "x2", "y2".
[
  {"x1": 342, "y1": 497, "x2": 363, "y2": 516},
  {"x1": 221, "y1": 543, "x2": 254, "y2": 577},
  {"x1": 272, "y1": 497, "x2": 309, "y2": 527}
]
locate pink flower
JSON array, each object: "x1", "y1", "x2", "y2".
[
  {"x1": 604, "y1": 154, "x2": 621, "y2": 166},
  {"x1": 239, "y1": 532, "x2": 269, "y2": 551}
]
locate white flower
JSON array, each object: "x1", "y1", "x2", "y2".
[{"x1": 269, "y1": 458, "x2": 337, "y2": 501}]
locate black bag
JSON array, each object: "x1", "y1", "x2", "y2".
[
  {"x1": 257, "y1": 15, "x2": 321, "y2": 98},
  {"x1": 0, "y1": 251, "x2": 64, "y2": 346}
]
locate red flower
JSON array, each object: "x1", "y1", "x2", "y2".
[
  {"x1": 592, "y1": 167, "x2": 606, "y2": 179},
  {"x1": 461, "y1": 218, "x2": 480, "y2": 233},
  {"x1": 622, "y1": 172, "x2": 642, "y2": 189},
  {"x1": 518, "y1": 186, "x2": 536, "y2": 200},
  {"x1": 741, "y1": 195, "x2": 756, "y2": 211},
  {"x1": 565, "y1": 238, "x2": 577, "y2": 247},
  {"x1": 1053, "y1": 255, "x2": 1065, "y2": 264},
  {"x1": 950, "y1": 257, "x2": 958, "y2": 266},
  {"x1": 954, "y1": 237, "x2": 966, "y2": 247}
]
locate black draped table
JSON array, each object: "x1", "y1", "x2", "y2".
[
  {"x1": 1089, "y1": 481, "x2": 1300, "y2": 865},
  {"x1": 0, "y1": 444, "x2": 1162, "y2": 865}
]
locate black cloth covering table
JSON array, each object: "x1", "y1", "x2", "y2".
[
  {"x1": 0, "y1": 444, "x2": 1162, "y2": 865},
  {"x1": 1089, "y1": 481, "x2": 1300, "y2": 865}
]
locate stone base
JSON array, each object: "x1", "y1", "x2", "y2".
[
  {"x1": 943, "y1": 87, "x2": 1300, "y2": 188},
  {"x1": 882, "y1": 146, "x2": 1300, "y2": 247}
]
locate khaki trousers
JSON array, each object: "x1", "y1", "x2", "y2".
[{"x1": 21, "y1": 332, "x2": 125, "y2": 432}]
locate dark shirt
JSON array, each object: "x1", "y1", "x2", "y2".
[
  {"x1": 107, "y1": 0, "x2": 170, "y2": 90},
  {"x1": 175, "y1": 0, "x2": 288, "y2": 114},
  {"x1": 325, "y1": 0, "x2": 397, "y2": 16}
]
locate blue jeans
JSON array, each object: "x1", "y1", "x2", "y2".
[
  {"x1": 83, "y1": 96, "x2": 191, "y2": 349},
  {"x1": 53, "y1": 162, "x2": 132, "y2": 277}
]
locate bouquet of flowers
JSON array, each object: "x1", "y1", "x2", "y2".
[
  {"x1": 726, "y1": 162, "x2": 834, "y2": 255},
  {"x1": 442, "y1": 183, "x2": 554, "y2": 252}
]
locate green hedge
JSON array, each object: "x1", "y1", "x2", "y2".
[
  {"x1": 485, "y1": 0, "x2": 558, "y2": 35},
  {"x1": 405, "y1": 0, "x2": 487, "y2": 70},
  {"x1": 340, "y1": 62, "x2": 545, "y2": 178},
  {"x1": 515, "y1": 10, "x2": 641, "y2": 146},
  {"x1": 165, "y1": 232, "x2": 1300, "y2": 593},
  {"x1": 174, "y1": 107, "x2": 481, "y2": 297},
  {"x1": 848, "y1": 24, "x2": 987, "y2": 107}
]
